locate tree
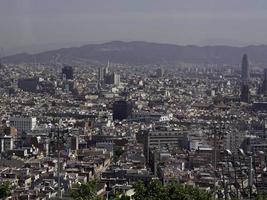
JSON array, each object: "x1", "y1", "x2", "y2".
[
  {"x1": 256, "y1": 194, "x2": 267, "y2": 200},
  {"x1": 133, "y1": 180, "x2": 212, "y2": 200},
  {"x1": 167, "y1": 182, "x2": 213, "y2": 200},
  {"x1": 0, "y1": 182, "x2": 10, "y2": 198},
  {"x1": 119, "y1": 195, "x2": 130, "y2": 200},
  {"x1": 113, "y1": 147, "x2": 124, "y2": 163},
  {"x1": 70, "y1": 181, "x2": 102, "y2": 200},
  {"x1": 109, "y1": 193, "x2": 130, "y2": 200},
  {"x1": 132, "y1": 181, "x2": 147, "y2": 200},
  {"x1": 133, "y1": 180, "x2": 168, "y2": 200}
]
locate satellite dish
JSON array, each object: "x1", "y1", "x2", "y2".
[
  {"x1": 238, "y1": 148, "x2": 245, "y2": 156},
  {"x1": 224, "y1": 149, "x2": 232, "y2": 156}
]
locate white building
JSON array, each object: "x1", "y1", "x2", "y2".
[
  {"x1": 9, "y1": 116, "x2": 37, "y2": 134},
  {"x1": 114, "y1": 73, "x2": 120, "y2": 86}
]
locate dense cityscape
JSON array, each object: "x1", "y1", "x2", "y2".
[
  {"x1": 2, "y1": 0, "x2": 267, "y2": 199},
  {"x1": 0, "y1": 53, "x2": 267, "y2": 200}
]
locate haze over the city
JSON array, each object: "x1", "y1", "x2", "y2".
[
  {"x1": 1, "y1": 0, "x2": 267, "y2": 55},
  {"x1": 2, "y1": 1, "x2": 267, "y2": 200}
]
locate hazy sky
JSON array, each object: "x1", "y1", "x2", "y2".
[{"x1": 1, "y1": 0, "x2": 267, "y2": 51}]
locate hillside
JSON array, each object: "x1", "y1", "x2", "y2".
[{"x1": 3, "y1": 41, "x2": 267, "y2": 65}]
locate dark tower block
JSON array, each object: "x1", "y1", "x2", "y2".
[
  {"x1": 262, "y1": 68, "x2": 267, "y2": 94},
  {"x1": 241, "y1": 54, "x2": 250, "y2": 83},
  {"x1": 240, "y1": 83, "x2": 250, "y2": 103},
  {"x1": 112, "y1": 100, "x2": 132, "y2": 121},
  {"x1": 18, "y1": 78, "x2": 39, "y2": 92},
  {"x1": 62, "y1": 66, "x2": 74, "y2": 80}
]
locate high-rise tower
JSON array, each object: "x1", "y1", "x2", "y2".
[
  {"x1": 98, "y1": 68, "x2": 105, "y2": 82},
  {"x1": 240, "y1": 83, "x2": 250, "y2": 103},
  {"x1": 264, "y1": 68, "x2": 267, "y2": 82},
  {"x1": 62, "y1": 65, "x2": 74, "y2": 80},
  {"x1": 105, "y1": 60, "x2": 110, "y2": 76},
  {"x1": 241, "y1": 54, "x2": 249, "y2": 82},
  {"x1": 261, "y1": 68, "x2": 267, "y2": 94},
  {"x1": 0, "y1": 59, "x2": 3, "y2": 69}
]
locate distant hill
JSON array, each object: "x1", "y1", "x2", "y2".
[{"x1": 2, "y1": 41, "x2": 267, "y2": 65}]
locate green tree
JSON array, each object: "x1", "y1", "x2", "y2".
[
  {"x1": 132, "y1": 181, "x2": 147, "y2": 200},
  {"x1": 109, "y1": 193, "x2": 130, "y2": 200},
  {"x1": 70, "y1": 180, "x2": 102, "y2": 200},
  {"x1": 133, "y1": 180, "x2": 212, "y2": 200},
  {"x1": 119, "y1": 195, "x2": 130, "y2": 200},
  {"x1": 113, "y1": 147, "x2": 125, "y2": 163},
  {"x1": 133, "y1": 180, "x2": 168, "y2": 200},
  {"x1": 0, "y1": 182, "x2": 10, "y2": 198},
  {"x1": 256, "y1": 194, "x2": 267, "y2": 200}
]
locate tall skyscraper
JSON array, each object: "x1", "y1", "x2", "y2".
[
  {"x1": 262, "y1": 68, "x2": 267, "y2": 94},
  {"x1": 240, "y1": 83, "x2": 250, "y2": 103},
  {"x1": 241, "y1": 54, "x2": 249, "y2": 82},
  {"x1": 104, "y1": 73, "x2": 120, "y2": 86},
  {"x1": 264, "y1": 68, "x2": 267, "y2": 82},
  {"x1": 98, "y1": 67, "x2": 105, "y2": 83},
  {"x1": 105, "y1": 60, "x2": 110, "y2": 76},
  {"x1": 98, "y1": 62, "x2": 110, "y2": 85},
  {"x1": 114, "y1": 73, "x2": 120, "y2": 86},
  {"x1": 62, "y1": 66, "x2": 74, "y2": 80},
  {"x1": 0, "y1": 59, "x2": 3, "y2": 69}
]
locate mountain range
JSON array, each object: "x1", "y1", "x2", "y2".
[{"x1": 2, "y1": 41, "x2": 267, "y2": 65}]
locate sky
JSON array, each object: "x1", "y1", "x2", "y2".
[{"x1": 1, "y1": 0, "x2": 267, "y2": 53}]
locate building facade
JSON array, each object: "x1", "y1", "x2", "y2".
[{"x1": 9, "y1": 116, "x2": 37, "y2": 134}]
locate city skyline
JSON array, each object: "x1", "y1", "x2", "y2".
[{"x1": 2, "y1": 1, "x2": 267, "y2": 199}]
